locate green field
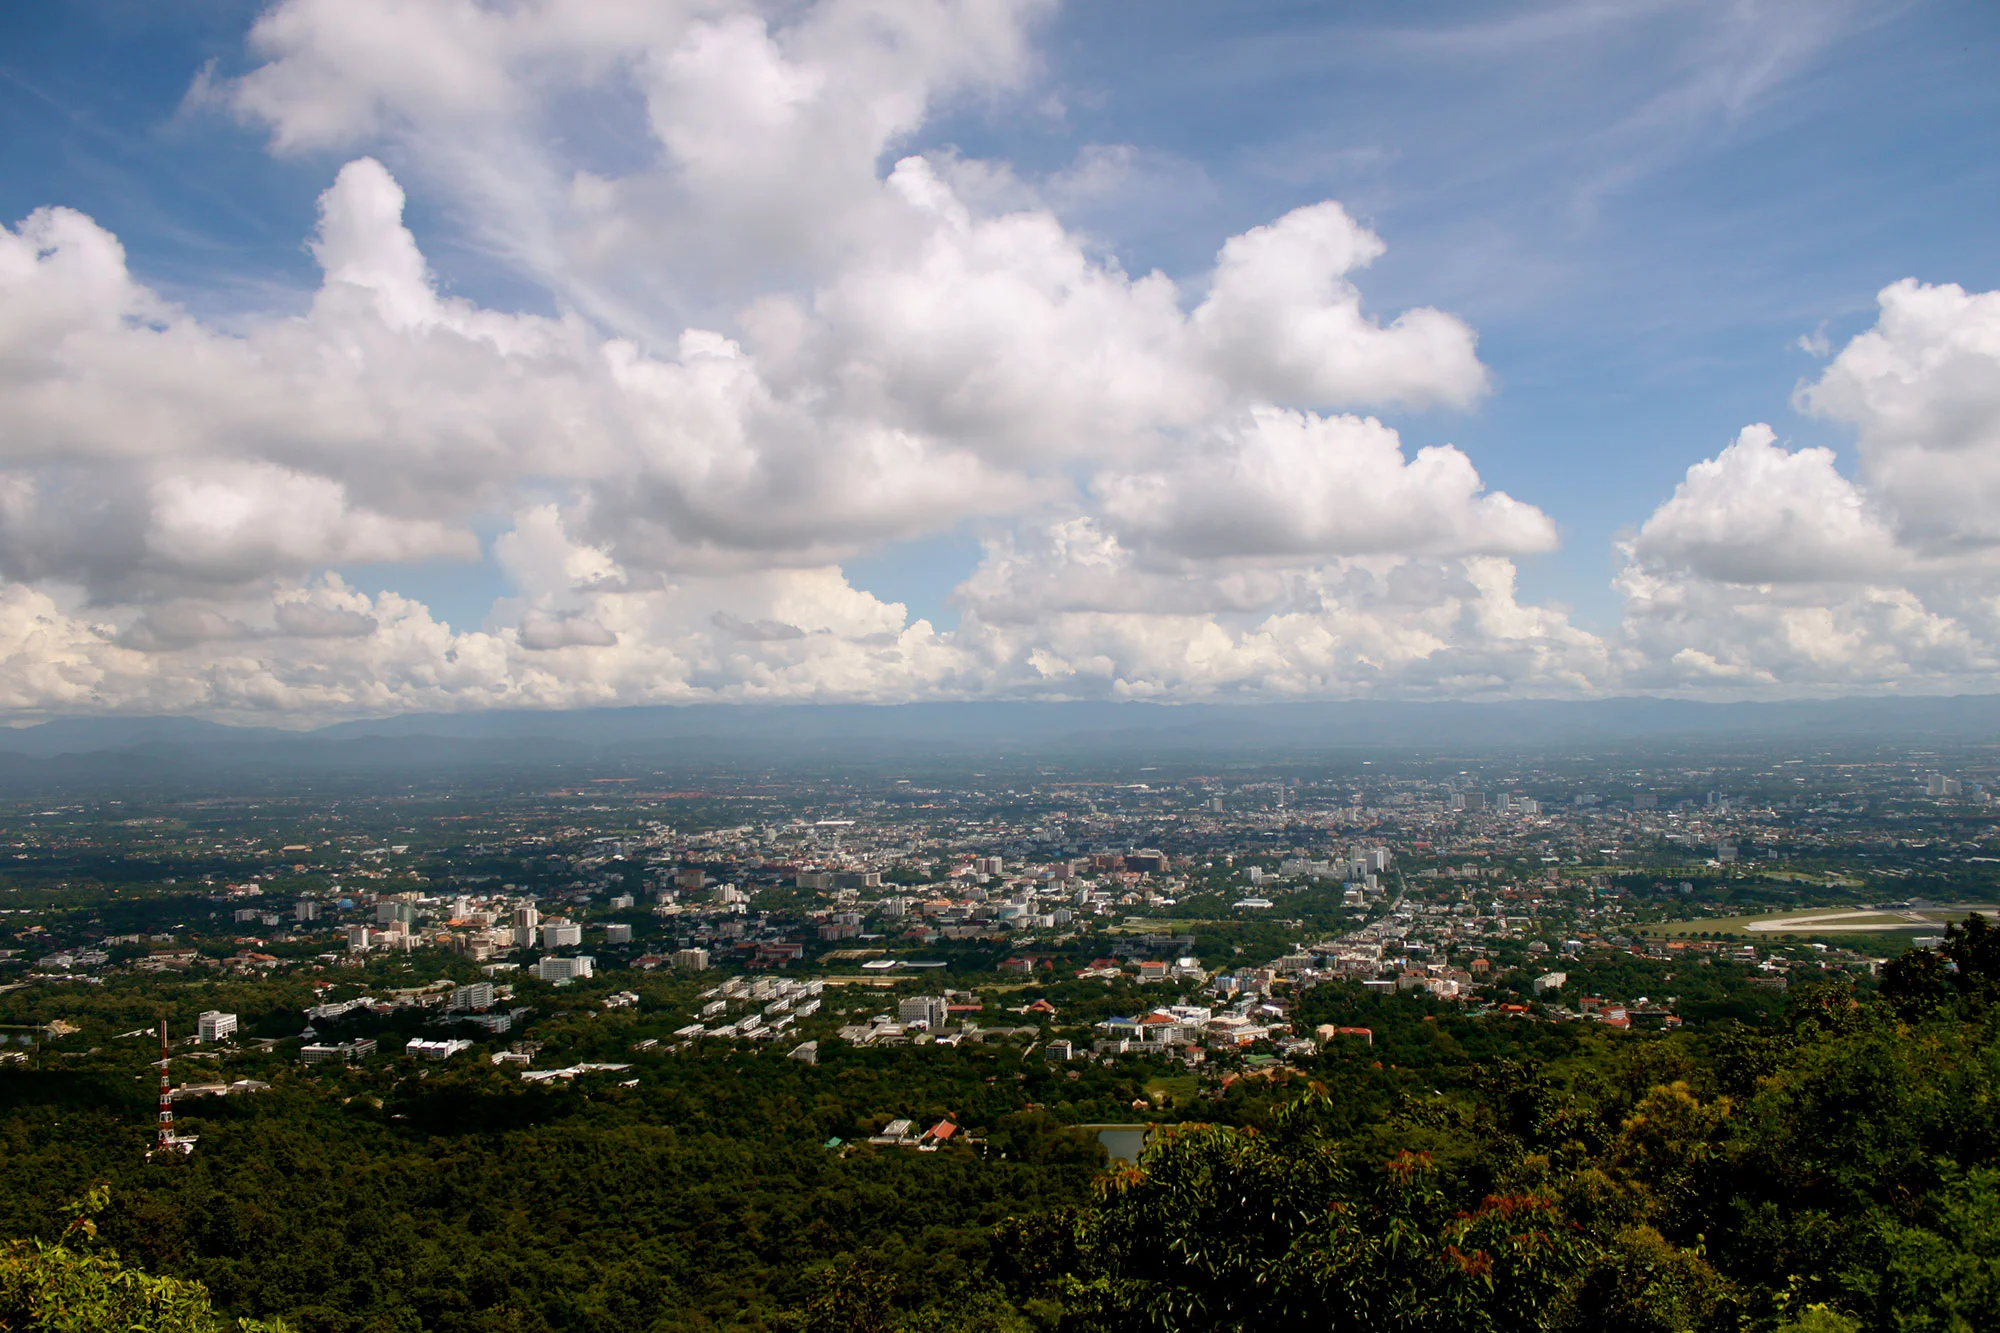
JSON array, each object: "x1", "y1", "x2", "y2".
[{"x1": 1643, "y1": 903, "x2": 2000, "y2": 938}]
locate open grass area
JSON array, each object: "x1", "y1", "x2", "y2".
[
  {"x1": 1143, "y1": 1074, "x2": 1199, "y2": 1109},
  {"x1": 1111, "y1": 918, "x2": 1229, "y2": 931},
  {"x1": 1641, "y1": 903, "x2": 2000, "y2": 938}
]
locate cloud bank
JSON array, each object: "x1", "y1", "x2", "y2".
[{"x1": 0, "y1": 0, "x2": 1995, "y2": 720}]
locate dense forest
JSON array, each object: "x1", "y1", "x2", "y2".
[{"x1": 4, "y1": 919, "x2": 1998, "y2": 1331}]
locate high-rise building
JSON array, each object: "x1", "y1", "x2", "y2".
[
  {"x1": 673, "y1": 948, "x2": 710, "y2": 970},
  {"x1": 512, "y1": 904, "x2": 540, "y2": 948},
  {"x1": 540, "y1": 919, "x2": 582, "y2": 949},
  {"x1": 603, "y1": 923, "x2": 633, "y2": 944},
  {"x1": 197, "y1": 1011, "x2": 238, "y2": 1042},
  {"x1": 294, "y1": 901, "x2": 320, "y2": 922}
]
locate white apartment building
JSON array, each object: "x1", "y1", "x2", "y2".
[
  {"x1": 536, "y1": 955, "x2": 595, "y2": 982},
  {"x1": 449, "y1": 982, "x2": 496, "y2": 1012}
]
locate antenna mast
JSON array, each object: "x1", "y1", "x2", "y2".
[{"x1": 148, "y1": 1018, "x2": 197, "y2": 1158}]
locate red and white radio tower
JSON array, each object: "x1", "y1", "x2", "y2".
[{"x1": 148, "y1": 1019, "x2": 197, "y2": 1158}]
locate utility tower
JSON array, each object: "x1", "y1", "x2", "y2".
[{"x1": 147, "y1": 1019, "x2": 197, "y2": 1158}]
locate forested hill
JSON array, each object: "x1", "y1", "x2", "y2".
[
  {"x1": 3, "y1": 919, "x2": 1998, "y2": 1331},
  {"x1": 1012, "y1": 936, "x2": 2000, "y2": 1332}
]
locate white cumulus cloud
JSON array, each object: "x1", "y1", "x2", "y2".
[
  {"x1": 1095, "y1": 407, "x2": 1555, "y2": 563},
  {"x1": 1797, "y1": 279, "x2": 2000, "y2": 554},
  {"x1": 0, "y1": 0, "x2": 1731, "y2": 720},
  {"x1": 1627, "y1": 424, "x2": 1903, "y2": 584},
  {"x1": 1618, "y1": 280, "x2": 2000, "y2": 694}
]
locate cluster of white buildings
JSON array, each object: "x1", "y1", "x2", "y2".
[
  {"x1": 675, "y1": 975, "x2": 823, "y2": 1042},
  {"x1": 322, "y1": 890, "x2": 637, "y2": 964},
  {"x1": 1090, "y1": 1001, "x2": 1304, "y2": 1058},
  {"x1": 831, "y1": 1000, "x2": 1040, "y2": 1050}
]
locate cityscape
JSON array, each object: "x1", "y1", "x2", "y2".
[
  {"x1": 8, "y1": 739, "x2": 1995, "y2": 1077},
  {"x1": 4, "y1": 729, "x2": 1997, "y2": 1327},
  {"x1": 4, "y1": 0, "x2": 1999, "y2": 1329}
]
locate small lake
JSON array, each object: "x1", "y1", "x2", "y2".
[{"x1": 1088, "y1": 1125, "x2": 1149, "y2": 1164}]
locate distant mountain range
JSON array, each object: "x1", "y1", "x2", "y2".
[{"x1": 0, "y1": 696, "x2": 1996, "y2": 788}]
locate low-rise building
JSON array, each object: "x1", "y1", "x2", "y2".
[
  {"x1": 406, "y1": 1038, "x2": 473, "y2": 1060},
  {"x1": 300, "y1": 1037, "x2": 376, "y2": 1064},
  {"x1": 536, "y1": 955, "x2": 595, "y2": 982}
]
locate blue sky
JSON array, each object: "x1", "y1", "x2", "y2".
[{"x1": 3, "y1": 0, "x2": 1999, "y2": 718}]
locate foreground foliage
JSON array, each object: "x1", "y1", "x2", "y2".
[
  {"x1": 0, "y1": 1190, "x2": 287, "y2": 1333},
  {"x1": 5, "y1": 921, "x2": 1999, "y2": 1330},
  {"x1": 984, "y1": 920, "x2": 2000, "y2": 1331}
]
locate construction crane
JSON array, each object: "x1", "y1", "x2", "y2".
[{"x1": 147, "y1": 1019, "x2": 197, "y2": 1158}]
